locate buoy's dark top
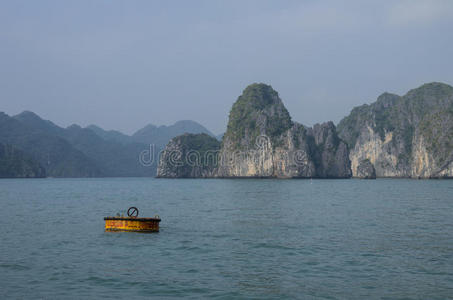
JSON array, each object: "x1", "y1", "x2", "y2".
[{"x1": 104, "y1": 217, "x2": 161, "y2": 222}]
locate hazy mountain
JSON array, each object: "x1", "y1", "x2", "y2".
[
  {"x1": 1, "y1": 110, "x2": 215, "y2": 177},
  {"x1": 64, "y1": 124, "x2": 154, "y2": 177},
  {"x1": 0, "y1": 143, "x2": 46, "y2": 178},
  {"x1": 14, "y1": 110, "x2": 65, "y2": 136},
  {"x1": 12, "y1": 114, "x2": 154, "y2": 177},
  {"x1": 132, "y1": 120, "x2": 215, "y2": 148},
  {"x1": 85, "y1": 125, "x2": 133, "y2": 145},
  {"x1": 0, "y1": 112, "x2": 102, "y2": 177}
]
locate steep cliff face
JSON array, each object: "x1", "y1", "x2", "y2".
[
  {"x1": 217, "y1": 121, "x2": 317, "y2": 178},
  {"x1": 307, "y1": 122, "x2": 351, "y2": 178},
  {"x1": 216, "y1": 84, "x2": 350, "y2": 178},
  {"x1": 158, "y1": 83, "x2": 351, "y2": 178},
  {"x1": 338, "y1": 82, "x2": 453, "y2": 178},
  {"x1": 217, "y1": 83, "x2": 306, "y2": 177},
  {"x1": 157, "y1": 133, "x2": 220, "y2": 178}
]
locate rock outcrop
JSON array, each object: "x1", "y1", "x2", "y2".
[
  {"x1": 307, "y1": 122, "x2": 351, "y2": 178},
  {"x1": 356, "y1": 159, "x2": 376, "y2": 179},
  {"x1": 337, "y1": 82, "x2": 453, "y2": 178},
  {"x1": 158, "y1": 83, "x2": 351, "y2": 178},
  {"x1": 157, "y1": 133, "x2": 220, "y2": 178},
  {"x1": 159, "y1": 82, "x2": 453, "y2": 179}
]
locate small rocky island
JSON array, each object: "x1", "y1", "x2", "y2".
[
  {"x1": 157, "y1": 133, "x2": 220, "y2": 178},
  {"x1": 158, "y1": 82, "x2": 453, "y2": 179}
]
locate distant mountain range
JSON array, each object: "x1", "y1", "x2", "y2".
[
  {"x1": 7, "y1": 82, "x2": 452, "y2": 179},
  {"x1": 132, "y1": 120, "x2": 214, "y2": 146},
  {"x1": 0, "y1": 111, "x2": 215, "y2": 178}
]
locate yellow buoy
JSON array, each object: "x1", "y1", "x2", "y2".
[{"x1": 104, "y1": 207, "x2": 161, "y2": 233}]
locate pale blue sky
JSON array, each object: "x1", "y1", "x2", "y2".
[{"x1": 1, "y1": 0, "x2": 453, "y2": 134}]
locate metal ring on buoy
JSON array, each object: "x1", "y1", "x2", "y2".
[{"x1": 127, "y1": 207, "x2": 139, "y2": 217}]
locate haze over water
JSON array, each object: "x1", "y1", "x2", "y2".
[{"x1": 1, "y1": 178, "x2": 452, "y2": 299}]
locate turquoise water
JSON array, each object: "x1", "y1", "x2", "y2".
[{"x1": 0, "y1": 178, "x2": 453, "y2": 299}]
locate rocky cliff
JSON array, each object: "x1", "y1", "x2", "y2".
[
  {"x1": 356, "y1": 159, "x2": 376, "y2": 179},
  {"x1": 157, "y1": 133, "x2": 220, "y2": 178},
  {"x1": 337, "y1": 82, "x2": 453, "y2": 178},
  {"x1": 158, "y1": 83, "x2": 351, "y2": 178}
]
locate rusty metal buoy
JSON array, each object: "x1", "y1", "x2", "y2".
[{"x1": 104, "y1": 207, "x2": 161, "y2": 233}]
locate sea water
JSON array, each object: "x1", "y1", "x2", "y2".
[{"x1": 1, "y1": 178, "x2": 452, "y2": 299}]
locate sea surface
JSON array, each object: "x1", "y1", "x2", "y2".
[{"x1": 0, "y1": 178, "x2": 453, "y2": 299}]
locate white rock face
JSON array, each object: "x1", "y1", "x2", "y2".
[
  {"x1": 410, "y1": 134, "x2": 453, "y2": 178},
  {"x1": 339, "y1": 82, "x2": 453, "y2": 179},
  {"x1": 349, "y1": 125, "x2": 453, "y2": 178},
  {"x1": 157, "y1": 83, "x2": 352, "y2": 179},
  {"x1": 349, "y1": 126, "x2": 402, "y2": 177},
  {"x1": 216, "y1": 124, "x2": 318, "y2": 178}
]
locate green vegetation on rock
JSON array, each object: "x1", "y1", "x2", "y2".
[
  {"x1": 176, "y1": 133, "x2": 221, "y2": 167},
  {"x1": 158, "y1": 83, "x2": 351, "y2": 179},
  {"x1": 157, "y1": 133, "x2": 221, "y2": 178},
  {"x1": 224, "y1": 83, "x2": 292, "y2": 150}
]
